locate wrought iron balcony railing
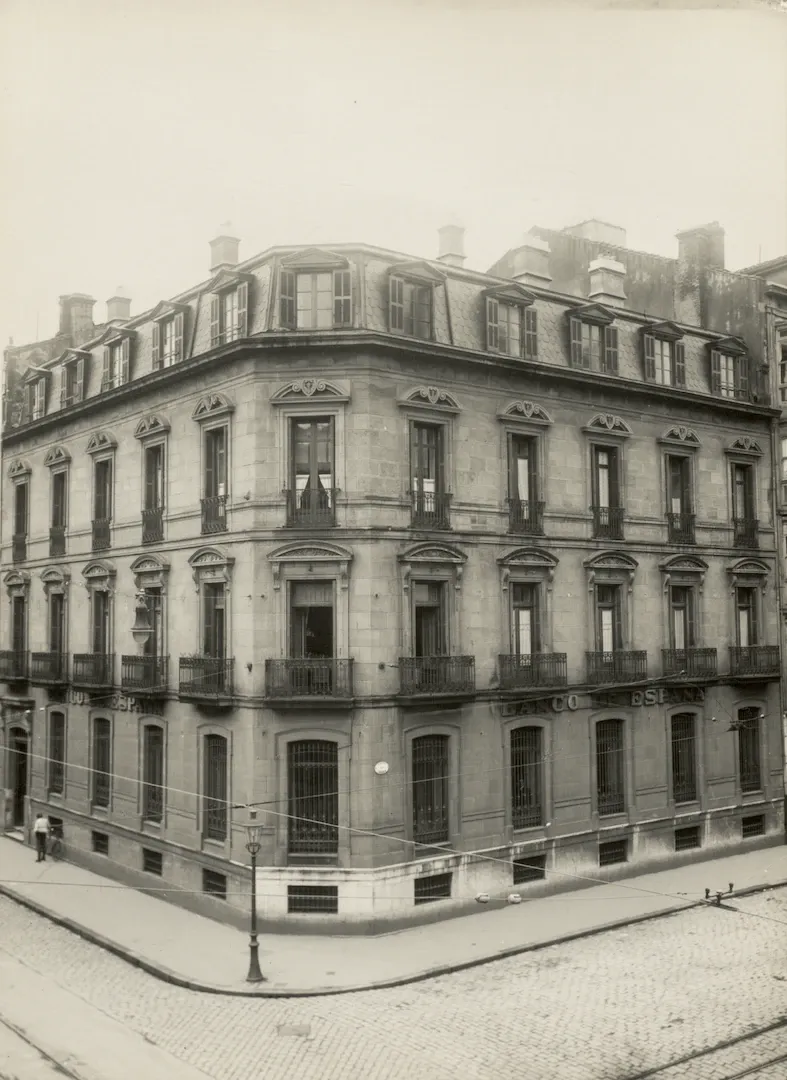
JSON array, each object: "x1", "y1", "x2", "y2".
[
  {"x1": 285, "y1": 487, "x2": 337, "y2": 528},
  {"x1": 201, "y1": 495, "x2": 227, "y2": 534},
  {"x1": 72, "y1": 652, "x2": 113, "y2": 688},
  {"x1": 733, "y1": 517, "x2": 758, "y2": 548},
  {"x1": 729, "y1": 646, "x2": 780, "y2": 677},
  {"x1": 410, "y1": 491, "x2": 452, "y2": 530},
  {"x1": 591, "y1": 505, "x2": 625, "y2": 540},
  {"x1": 179, "y1": 656, "x2": 234, "y2": 701},
  {"x1": 398, "y1": 655, "x2": 475, "y2": 696},
  {"x1": 507, "y1": 498, "x2": 545, "y2": 535},
  {"x1": 662, "y1": 648, "x2": 718, "y2": 679},
  {"x1": 49, "y1": 526, "x2": 66, "y2": 557},
  {"x1": 12, "y1": 534, "x2": 27, "y2": 563},
  {"x1": 498, "y1": 653, "x2": 568, "y2": 689},
  {"x1": 142, "y1": 507, "x2": 164, "y2": 544},
  {"x1": 586, "y1": 650, "x2": 648, "y2": 685},
  {"x1": 666, "y1": 512, "x2": 696, "y2": 545},
  {"x1": 265, "y1": 658, "x2": 354, "y2": 700},
  {"x1": 0, "y1": 650, "x2": 28, "y2": 682},
  {"x1": 121, "y1": 655, "x2": 169, "y2": 695},
  {"x1": 91, "y1": 518, "x2": 111, "y2": 552},
  {"x1": 30, "y1": 651, "x2": 68, "y2": 685}
]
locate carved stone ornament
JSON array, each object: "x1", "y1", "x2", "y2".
[
  {"x1": 43, "y1": 446, "x2": 72, "y2": 467},
  {"x1": 3, "y1": 569, "x2": 30, "y2": 599},
  {"x1": 660, "y1": 426, "x2": 701, "y2": 446},
  {"x1": 134, "y1": 415, "x2": 171, "y2": 440},
  {"x1": 583, "y1": 414, "x2": 633, "y2": 437},
  {"x1": 726, "y1": 436, "x2": 763, "y2": 456},
  {"x1": 397, "y1": 386, "x2": 461, "y2": 414},
  {"x1": 85, "y1": 431, "x2": 118, "y2": 455},
  {"x1": 584, "y1": 551, "x2": 638, "y2": 594},
  {"x1": 130, "y1": 554, "x2": 170, "y2": 592},
  {"x1": 659, "y1": 554, "x2": 708, "y2": 594},
  {"x1": 498, "y1": 547, "x2": 558, "y2": 591},
  {"x1": 270, "y1": 380, "x2": 349, "y2": 405},
  {"x1": 191, "y1": 393, "x2": 235, "y2": 421},
  {"x1": 40, "y1": 567, "x2": 70, "y2": 598},
  {"x1": 268, "y1": 542, "x2": 353, "y2": 591},
  {"x1": 8, "y1": 459, "x2": 32, "y2": 478},
  {"x1": 188, "y1": 546, "x2": 234, "y2": 592},
  {"x1": 82, "y1": 560, "x2": 116, "y2": 593},
  {"x1": 499, "y1": 400, "x2": 553, "y2": 425},
  {"x1": 727, "y1": 558, "x2": 770, "y2": 595},
  {"x1": 399, "y1": 541, "x2": 467, "y2": 592}
]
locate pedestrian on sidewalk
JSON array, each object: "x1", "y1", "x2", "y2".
[{"x1": 33, "y1": 811, "x2": 50, "y2": 862}]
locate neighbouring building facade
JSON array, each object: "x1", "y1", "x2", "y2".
[{"x1": 0, "y1": 219, "x2": 783, "y2": 932}]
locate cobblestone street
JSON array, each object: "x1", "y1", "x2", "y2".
[{"x1": 2, "y1": 888, "x2": 787, "y2": 1080}]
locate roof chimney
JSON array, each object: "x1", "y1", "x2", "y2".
[
  {"x1": 210, "y1": 222, "x2": 240, "y2": 272},
  {"x1": 588, "y1": 256, "x2": 627, "y2": 307},
  {"x1": 106, "y1": 287, "x2": 131, "y2": 323},
  {"x1": 676, "y1": 222, "x2": 725, "y2": 271},
  {"x1": 511, "y1": 231, "x2": 552, "y2": 288},
  {"x1": 562, "y1": 220, "x2": 627, "y2": 249},
  {"x1": 437, "y1": 224, "x2": 466, "y2": 268},
  {"x1": 59, "y1": 293, "x2": 96, "y2": 345}
]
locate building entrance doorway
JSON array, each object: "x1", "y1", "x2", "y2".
[{"x1": 8, "y1": 727, "x2": 29, "y2": 827}]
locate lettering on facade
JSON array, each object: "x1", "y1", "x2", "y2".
[
  {"x1": 502, "y1": 685, "x2": 705, "y2": 718},
  {"x1": 66, "y1": 689, "x2": 163, "y2": 715}
]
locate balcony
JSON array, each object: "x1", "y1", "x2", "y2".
[
  {"x1": 398, "y1": 655, "x2": 475, "y2": 699},
  {"x1": 179, "y1": 656, "x2": 234, "y2": 704},
  {"x1": 507, "y1": 499, "x2": 545, "y2": 536},
  {"x1": 12, "y1": 533, "x2": 27, "y2": 563},
  {"x1": 733, "y1": 517, "x2": 759, "y2": 548},
  {"x1": 729, "y1": 646, "x2": 780, "y2": 679},
  {"x1": 0, "y1": 650, "x2": 28, "y2": 683},
  {"x1": 586, "y1": 650, "x2": 647, "y2": 685},
  {"x1": 666, "y1": 512, "x2": 696, "y2": 545},
  {"x1": 121, "y1": 655, "x2": 169, "y2": 696},
  {"x1": 30, "y1": 651, "x2": 68, "y2": 686},
  {"x1": 49, "y1": 526, "x2": 66, "y2": 557},
  {"x1": 285, "y1": 487, "x2": 337, "y2": 528},
  {"x1": 201, "y1": 495, "x2": 227, "y2": 534},
  {"x1": 142, "y1": 507, "x2": 164, "y2": 544},
  {"x1": 498, "y1": 653, "x2": 568, "y2": 690},
  {"x1": 591, "y1": 505, "x2": 625, "y2": 540},
  {"x1": 91, "y1": 518, "x2": 111, "y2": 552},
  {"x1": 72, "y1": 653, "x2": 114, "y2": 690},
  {"x1": 662, "y1": 648, "x2": 718, "y2": 679},
  {"x1": 265, "y1": 658, "x2": 354, "y2": 705},
  {"x1": 410, "y1": 491, "x2": 451, "y2": 530}
]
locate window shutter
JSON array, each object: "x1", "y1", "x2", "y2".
[
  {"x1": 333, "y1": 270, "x2": 352, "y2": 327},
  {"x1": 389, "y1": 276, "x2": 405, "y2": 331},
  {"x1": 608, "y1": 449, "x2": 621, "y2": 506},
  {"x1": 236, "y1": 282, "x2": 248, "y2": 337},
  {"x1": 204, "y1": 433, "x2": 215, "y2": 498},
  {"x1": 524, "y1": 306, "x2": 538, "y2": 360},
  {"x1": 569, "y1": 317, "x2": 583, "y2": 367},
  {"x1": 643, "y1": 333, "x2": 656, "y2": 381},
  {"x1": 710, "y1": 349, "x2": 722, "y2": 394},
  {"x1": 528, "y1": 439, "x2": 538, "y2": 503},
  {"x1": 59, "y1": 366, "x2": 67, "y2": 408},
  {"x1": 120, "y1": 337, "x2": 130, "y2": 385},
  {"x1": 603, "y1": 326, "x2": 619, "y2": 374},
  {"x1": 687, "y1": 589, "x2": 696, "y2": 648},
  {"x1": 75, "y1": 357, "x2": 85, "y2": 402},
  {"x1": 102, "y1": 346, "x2": 111, "y2": 391},
  {"x1": 280, "y1": 270, "x2": 296, "y2": 329},
  {"x1": 144, "y1": 449, "x2": 156, "y2": 511},
  {"x1": 613, "y1": 590, "x2": 623, "y2": 649},
  {"x1": 151, "y1": 322, "x2": 161, "y2": 370},
  {"x1": 486, "y1": 297, "x2": 499, "y2": 350},
  {"x1": 736, "y1": 356, "x2": 749, "y2": 400},
  {"x1": 173, "y1": 311, "x2": 184, "y2": 362},
  {"x1": 673, "y1": 340, "x2": 686, "y2": 387},
  {"x1": 210, "y1": 296, "x2": 220, "y2": 345}
]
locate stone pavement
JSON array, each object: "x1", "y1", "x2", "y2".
[{"x1": 1, "y1": 835, "x2": 786, "y2": 996}]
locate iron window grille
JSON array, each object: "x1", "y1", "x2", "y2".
[
  {"x1": 737, "y1": 708, "x2": 762, "y2": 793},
  {"x1": 142, "y1": 849, "x2": 163, "y2": 876},
  {"x1": 91, "y1": 719, "x2": 111, "y2": 808},
  {"x1": 413, "y1": 872, "x2": 452, "y2": 905},
  {"x1": 48, "y1": 712, "x2": 66, "y2": 796},
  {"x1": 287, "y1": 885, "x2": 339, "y2": 914},
  {"x1": 91, "y1": 831, "x2": 109, "y2": 855},
  {"x1": 202, "y1": 869, "x2": 227, "y2": 899},
  {"x1": 512, "y1": 854, "x2": 547, "y2": 885},
  {"x1": 142, "y1": 726, "x2": 164, "y2": 823},
  {"x1": 598, "y1": 839, "x2": 628, "y2": 867},
  {"x1": 741, "y1": 814, "x2": 765, "y2": 839},
  {"x1": 412, "y1": 734, "x2": 449, "y2": 846},
  {"x1": 596, "y1": 719, "x2": 625, "y2": 816},
  {"x1": 674, "y1": 826, "x2": 701, "y2": 852},
  {"x1": 203, "y1": 734, "x2": 228, "y2": 841},
  {"x1": 670, "y1": 713, "x2": 698, "y2": 804},
  {"x1": 511, "y1": 726, "x2": 543, "y2": 829},
  {"x1": 287, "y1": 740, "x2": 339, "y2": 858}
]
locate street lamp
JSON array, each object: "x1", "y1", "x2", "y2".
[{"x1": 244, "y1": 809, "x2": 265, "y2": 983}]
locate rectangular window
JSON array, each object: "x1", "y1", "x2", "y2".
[
  {"x1": 671, "y1": 713, "x2": 697, "y2": 803},
  {"x1": 413, "y1": 582, "x2": 446, "y2": 657},
  {"x1": 508, "y1": 434, "x2": 537, "y2": 505},
  {"x1": 103, "y1": 339, "x2": 129, "y2": 390},
  {"x1": 412, "y1": 734, "x2": 449, "y2": 845},
  {"x1": 48, "y1": 712, "x2": 66, "y2": 796},
  {"x1": 143, "y1": 588, "x2": 163, "y2": 658},
  {"x1": 512, "y1": 583, "x2": 539, "y2": 656},
  {"x1": 32, "y1": 378, "x2": 46, "y2": 419},
  {"x1": 669, "y1": 586, "x2": 695, "y2": 651},
  {"x1": 290, "y1": 417, "x2": 334, "y2": 519},
  {"x1": 203, "y1": 583, "x2": 226, "y2": 659},
  {"x1": 411, "y1": 421, "x2": 445, "y2": 514},
  {"x1": 512, "y1": 854, "x2": 547, "y2": 884},
  {"x1": 711, "y1": 349, "x2": 749, "y2": 400},
  {"x1": 14, "y1": 482, "x2": 28, "y2": 538},
  {"x1": 782, "y1": 436, "x2": 787, "y2": 483},
  {"x1": 288, "y1": 270, "x2": 352, "y2": 330},
  {"x1": 735, "y1": 587, "x2": 758, "y2": 647},
  {"x1": 666, "y1": 456, "x2": 691, "y2": 516},
  {"x1": 287, "y1": 885, "x2": 339, "y2": 913},
  {"x1": 674, "y1": 826, "x2": 701, "y2": 852},
  {"x1": 592, "y1": 446, "x2": 620, "y2": 509},
  {"x1": 732, "y1": 463, "x2": 754, "y2": 520},
  {"x1": 596, "y1": 585, "x2": 622, "y2": 653},
  {"x1": 92, "y1": 718, "x2": 111, "y2": 808},
  {"x1": 11, "y1": 595, "x2": 27, "y2": 657},
  {"x1": 287, "y1": 740, "x2": 339, "y2": 858},
  {"x1": 51, "y1": 471, "x2": 67, "y2": 530},
  {"x1": 413, "y1": 873, "x2": 452, "y2": 905},
  {"x1": 203, "y1": 734, "x2": 228, "y2": 841},
  {"x1": 93, "y1": 459, "x2": 113, "y2": 523},
  {"x1": 144, "y1": 444, "x2": 165, "y2": 511},
  {"x1": 202, "y1": 869, "x2": 227, "y2": 899},
  {"x1": 92, "y1": 590, "x2": 110, "y2": 654},
  {"x1": 142, "y1": 725, "x2": 164, "y2": 823},
  {"x1": 737, "y1": 708, "x2": 762, "y2": 793},
  {"x1": 210, "y1": 283, "x2": 248, "y2": 345},
  {"x1": 204, "y1": 427, "x2": 227, "y2": 499},
  {"x1": 152, "y1": 313, "x2": 184, "y2": 368},
  {"x1": 290, "y1": 580, "x2": 334, "y2": 663},
  {"x1": 654, "y1": 339, "x2": 672, "y2": 385},
  {"x1": 741, "y1": 814, "x2": 765, "y2": 839},
  {"x1": 599, "y1": 839, "x2": 628, "y2": 866},
  {"x1": 142, "y1": 849, "x2": 163, "y2": 876},
  {"x1": 596, "y1": 718, "x2": 625, "y2": 816},
  {"x1": 62, "y1": 358, "x2": 85, "y2": 406},
  {"x1": 389, "y1": 276, "x2": 432, "y2": 339},
  {"x1": 92, "y1": 831, "x2": 109, "y2": 855},
  {"x1": 49, "y1": 592, "x2": 65, "y2": 654},
  {"x1": 511, "y1": 726, "x2": 543, "y2": 828}
]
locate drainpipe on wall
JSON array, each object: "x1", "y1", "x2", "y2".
[{"x1": 769, "y1": 412, "x2": 787, "y2": 841}]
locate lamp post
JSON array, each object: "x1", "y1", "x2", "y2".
[{"x1": 244, "y1": 809, "x2": 264, "y2": 983}]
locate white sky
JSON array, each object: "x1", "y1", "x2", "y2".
[{"x1": 1, "y1": 0, "x2": 786, "y2": 346}]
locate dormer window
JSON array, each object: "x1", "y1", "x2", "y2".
[
  {"x1": 151, "y1": 303, "x2": 188, "y2": 370},
  {"x1": 60, "y1": 351, "x2": 88, "y2": 407},
  {"x1": 710, "y1": 338, "x2": 750, "y2": 401},
  {"x1": 24, "y1": 376, "x2": 47, "y2": 421},
  {"x1": 277, "y1": 249, "x2": 353, "y2": 331},
  {"x1": 209, "y1": 271, "x2": 250, "y2": 347},
  {"x1": 568, "y1": 305, "x2": 618, "y2": 373},
  {"x1": 387, "y1": 262, "x2": 444, "y2": 341},
  {"x1": 97, "y1": 326, "x2": 134, "y2": 393},
  {"x1": 643, "y1": 322, "x2": 685, "y2": 388},
  {"x1": 485, "y1": 285, "x2": 538, "y2": 360}
]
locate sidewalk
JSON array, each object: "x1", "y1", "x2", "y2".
[{"x1": 1, "y1": 836, "x2": 786, "y2": 998}]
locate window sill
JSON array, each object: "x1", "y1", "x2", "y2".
[
  {"x1": 90, "y1": 804, "x2": 110, "y2": 818},
  {"x1": 142, "y1": 819, "x2": 163, "y2": 836},
  {"x1": 46, "y1": 792, "x2": 64, "y2": 805}
]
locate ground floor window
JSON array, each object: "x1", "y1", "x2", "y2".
[
  {"x1": 412, "y1": 734, "x2": 449, "y2": 845},
  {"x1": 287, "y1": 740, "x2": 338, "y2": 858}
]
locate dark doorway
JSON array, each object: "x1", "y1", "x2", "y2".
[{"x1": 8, "y1": 727, "x2": 28, "y2": 827}]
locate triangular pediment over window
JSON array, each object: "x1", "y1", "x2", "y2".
[
  {"x1": 54, "y1": 348, "x2": 90, "y2": 366},
  {"x1": 96, "y1": 324, "x2": 134, "y2": 346},
  {"x1": 207, "y1": 268, "x2": 253, "y2": 294},
  {"x1": 571, "y1": 302, "x2": 614, "y2": 326},
  {"x1": 713, "y1": 335, "x2": 747, "y2": 356},
  {"x1": 388, "y1": 260, "x2": 446, "y2": 284},
  {"x1": 44, "y1": 446, "x2": 71, "y2": 467},
  {"x1": 149, "y1": 300, "x2": 190, "y2": 322},
  {"x1": 646, "y1": 320, "x2": 683, "y2": 341},
  {"x1": 484, "y1": 283, "x2": 536, "y2": 306},
  {"x1": 21, "y1": 366, "x2": 50, "y2": 385},
  {"x1": 280, "y1": 247, "x2": 350, "y2": 270}
]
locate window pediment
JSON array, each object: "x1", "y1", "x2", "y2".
[
  {"x1": 207, "y1": 268, "x2": 253, "y2": 294},
  {"x1": 659, "y1": 555, "x2": 708, "y2": 592},
  {"x1": 188, "y1": 546, "x2": 234, "y2": 591},
  {"x1": 645, "y1": 320, "x2": 683, "y2": 342},
  {"x1": 130, "y1": 554, "x2": 170, "y2": 592},
  {"x1": 659, "y1": 426, "x2": 701, "y2": 448},
  {"x1": 584, "y1": 551, "x2": 637, "y2": 591},
  {"x1": 43, "y1": 446, "x2": 71, "y2": 467},
  {"x1": 82, "y1": 560, "x2": 116, "y2": 593},
  {"x1": 268, "y1": 541, "x2": 353, "y2": 590},
  {"x1": 388, "y1": 260, "x2": 446, "y2": 284},
  {"x1": 134, "y1": 415, "x2": 171, "y2": 440},
  {"x1": 4, "y1": 569, "x2": 30, "y2": 598},
  {"x1": 55, "y1": 348, "x2": 90, "y2": 366},
  {"x1": 725, "y1": 436, "x2": 763, "y2": 457},
  {"x1": 583, "y1": 413, "x2": 633, "y2": 438},
  {"x1": 727, "y1": 558, "x2": 769, "y2": 592},
  {"x1": 86, "y1": 431, "x2": 118, "y2": 454},
  {"x1": 96, "y1": 324, "x2": 135, "y2": 346},
  {"x1": 498, "y1": 400, "x2": 553, "y2": 426},
  {"x1": 498, "y1": 547, "x2": 558, "y2": 589},
  {"x1": 21, "y1": 366, "x2": 51, "y2": 386},
  {"x1": 399, "y1": 542, "x2": 466, "y2": 591},
  {"x1": 149, "y1": 300, "x2": 189, "y2": 322},
  {"x1": 280, "y1": 247, "x2": 350, "y2": 270},
  {"x1": 8, "y1": 459, "x2": 32, "y2": 479},
  {"x1": 41, "y1": 567, "x2": 70, "y2": 596},
  {"x1": 713, "y1": 335, "x2": 747, "y2": 356},
  {"x1": 398, "y1": 385, "x2": 461, "y2": 414},
  {"x1": 191, "y1": 393, "x2": 235, "y2": 422},
  {"x1": 570, "y1": 302, "x2": 614, "y2": 326},
  {"x1": 484, "y1": 283, "x2": 536, "y2": 307},
  {"x1": 270, "y1": 379, "x2": 350, "y2": 405}
]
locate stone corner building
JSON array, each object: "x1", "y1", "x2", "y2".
[{"x1": 1, "y1": 219, "x2": 784, "y2": 932}]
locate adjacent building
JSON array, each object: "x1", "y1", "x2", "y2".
[{"x1": 1, "y1": 219, "x2": 783, "y2": 931}]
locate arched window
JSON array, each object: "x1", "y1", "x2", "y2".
[
  {"x1": 287, "y1": 740, "x2": 338, "y2": 858},
  {"x1": 412, "y1": 734, "x2": 449, "y2": 846},
  {"x1": 511, "y1": 727, "x2": 543, "y2": 829}
]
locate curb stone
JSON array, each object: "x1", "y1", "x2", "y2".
[{"x1": 3, "y1": 878, "x2": 785, "y2": 998}]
